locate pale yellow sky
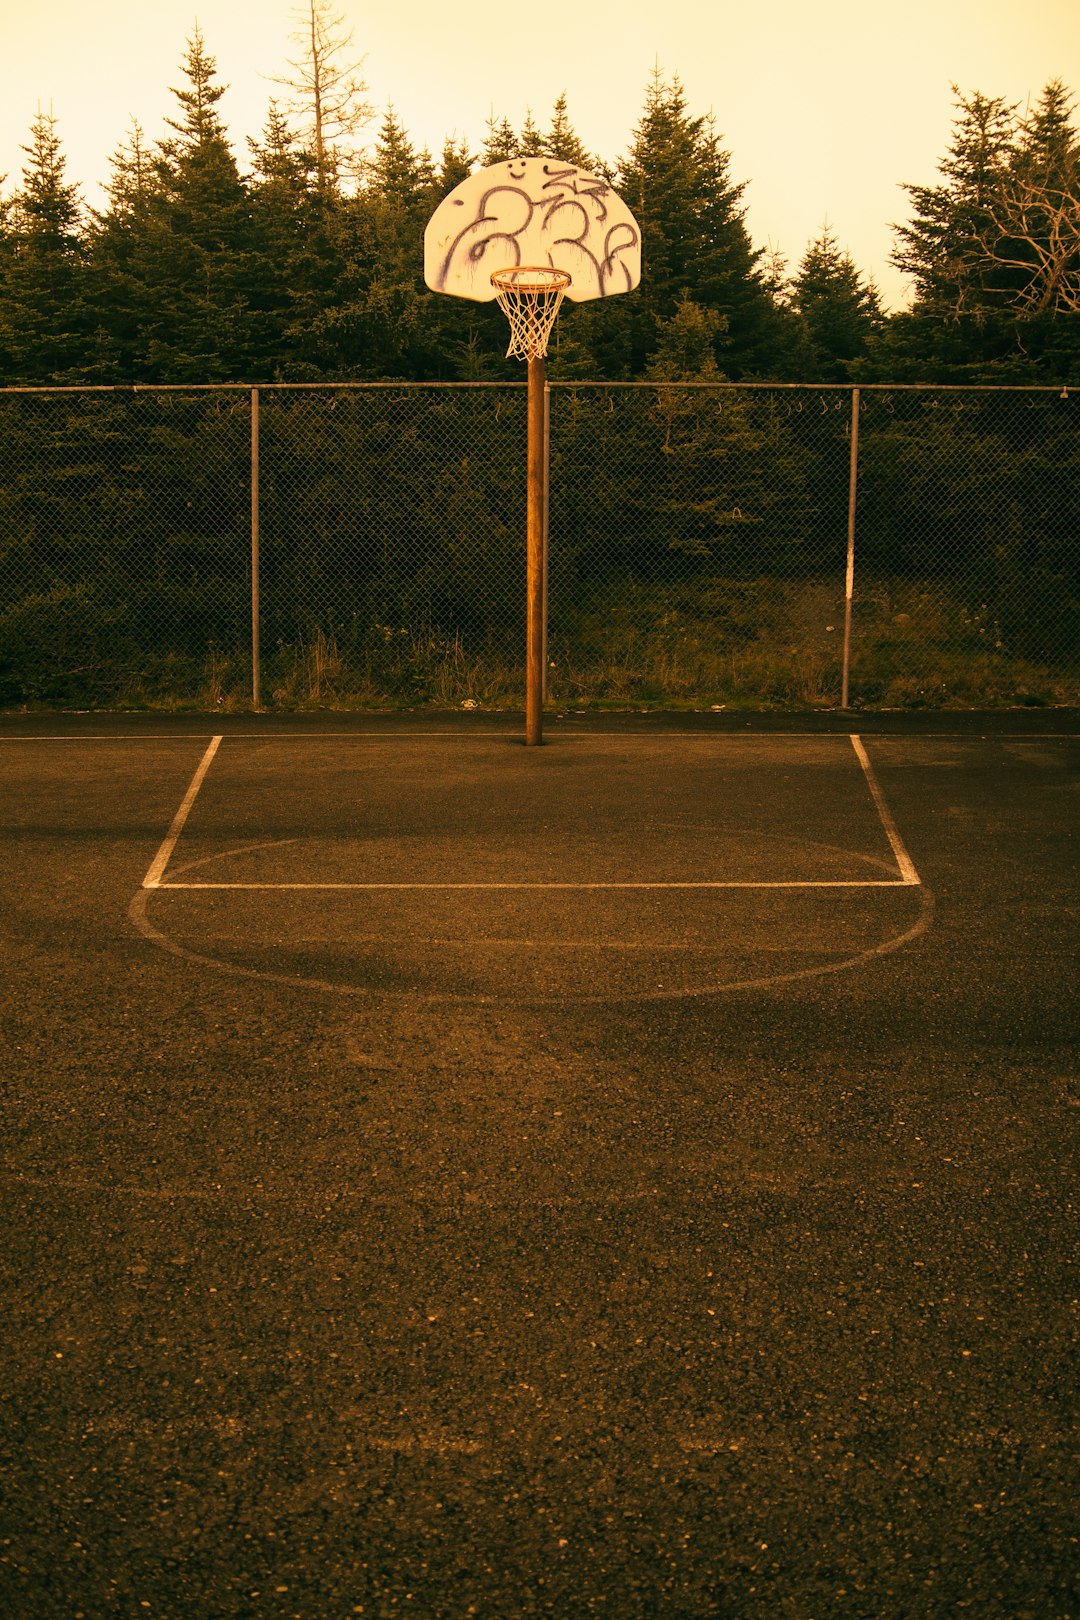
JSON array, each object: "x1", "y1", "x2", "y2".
[{"x1": 2, "y1": 0, "x2": 1077, "y2": 310}]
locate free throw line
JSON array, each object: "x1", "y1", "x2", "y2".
[
  {"x1": 157, "y1": 879, "x2": 913, "y2": 890},
  {"x1": 139, "y1": 735, "x2": 922, "y2": 891},
  {"x1": 141, "y1": 736, "x2": 223, "y2": 889},
  {"x1": 849, "y1": 734, "x2": 921, "y2": 885}
]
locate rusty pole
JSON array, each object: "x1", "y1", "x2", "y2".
[
  {"x1": 542, "y1": 379, "x2": 550, "y2": 703},
  {"x1": 250, "y1": 386, "x2": 262, "y2": 711},
  {"x1": 526, "y1": 356, "x2": 545, "y2": 745}
]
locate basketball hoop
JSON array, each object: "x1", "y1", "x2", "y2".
[
  {"x1": 490, "y1": 266, "x2": 572, "y2": 361},
  {"x1": 425, "y1": 160, "x2": 641, "y2": 743}
]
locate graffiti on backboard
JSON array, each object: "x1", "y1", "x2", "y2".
[{"x1": 426, "y1": 161, "x2": 642, "y2": 302}]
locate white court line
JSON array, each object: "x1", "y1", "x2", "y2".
[
  {"x1": 135, "y1": 733, "x2": 924, "y2": 892},
  {"x1": 151, "y1": 735, "x2": 923, "y2": 891},
  {"x1": 850, "y1": 734, "x2": 921, "y2": 885},
  {"x1": 159, "y1": 879, "x2": 912, "y2": 890},
  {"x1": 141, "y1": 736, "x2": 222, "y2": 889}
]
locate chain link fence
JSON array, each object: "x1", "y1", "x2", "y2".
[{"x1": 1, "y1": 382, "x2": 1076, "y2": 711}]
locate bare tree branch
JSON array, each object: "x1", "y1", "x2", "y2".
[
  {"x1": 962, "y1": 163, "x2": 1080, "y2": 316},
  {"x1": 268, "y1": 0, "x2": 372, "y2": 192}
]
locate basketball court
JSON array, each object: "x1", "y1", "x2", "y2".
[
  {"x1": 1, "y1": 709, "x2": 1076, "y2": 1615},
  {"x1": 128, "y1": 726, "x2": 927, "y2": 1003},
  {"x1": 1, "y1": 151, "x2": 1076, "y2": 1620}
]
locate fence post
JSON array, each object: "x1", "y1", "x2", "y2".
[
  {"x1": 841, "y1": 385, "x2": 860, "y2": 709},
  {"x1": 542, "y1": 380, "x2": 550, "y2": 702},
  {"x1": 250, "y1": 386, "x2": 262, "y2": 710}
]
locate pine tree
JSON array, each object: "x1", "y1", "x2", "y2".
[
  {"x1": 481, "y1": 113, "x2": 518, "y2": 165},
  {"x1": 0, "y1": 109, "x2": 90, "y2": 382},
  {"x1": 366, "y1": 107, "x2": 435, "y2": 218},
  {"x1": 647, "y1": 294, "x2": 724, "y2": 380},
  {"x1": 547, "y1": 94, "x2": 594, "y2": 168},
  {"x1": 0, "y1": 189, "x2": 12, "y2": 323},
  {"x1": 320, "y1": 108, "x2": 444, "y2": 376},
  {"x1": 890, "y1": 81, "x2": 1079, "y2": 375},
  {"x1": 104, "y1": 120, "x2": 155, "y2": 212},
  {"x1": 486, "y1": 98, "x2": 593, "y2": 168},
  {"x1": 988, "y1": 81, "x2": 1080, "y2": 321},
  {"x1": 138, "y1": 29, "x2": 266, "y2": 380},
  {"x1": 248, "y1": 103, "x2": 318, "y2": 239},
  {"x1": 1018, "y1": 78, "x2": 1076, "y2": 172},
  {"x1": 247, "y1": 103, "x2": 338, "y2": 377},
  {"x1": 83, "y1": 121, "x2": 158, "y2": 378},
  {"x1": 615, "y1": 71, "x2": 776, "y2": 377},
  {"x1": 432, "y1": 137, "x2": 473, "y2": 200},
  {"x1": 892, "y1": 87, "x2": 1018, "y2": 322},
  {"x1": 519, "y1": 109, "x2": 545, "y2": 154},
  {"x1": 789, "y1": 226, "x2": 882, "y2": 379},
  {"x1": 87, "y1": 28, "x2": 274, "y2": 382}
]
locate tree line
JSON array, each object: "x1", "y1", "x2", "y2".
[{"x1": 0, "y1": 8, "x2": 1076, "y2": 389}]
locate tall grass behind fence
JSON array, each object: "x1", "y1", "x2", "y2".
[
  {"x1": 258, "y1": 387, "x2": 528, "y2": 706},
  {"x1": 548, "y1": 386, "x2": 852, "y2": 705},
  {"x1": 0, "y1": 382, "x2": 1076, "y2": 710},
  {"x1": 853, "y1": 389, "x2": 1079, "y2": 704}
]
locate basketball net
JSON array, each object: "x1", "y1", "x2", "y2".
[{"x1": 490, "y1": 266, "x2": 571, "y2": 361}]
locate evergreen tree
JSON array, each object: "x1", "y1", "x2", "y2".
[
  {"x1": 753, "y1": 242, "x2": 809, "y2": 380},
  {"x1": 0, "y1": 110, "x2": 90, "y2": 382},
  {"x1": 890, "y1": 81, "x2": 1079, "y2": 376},
  {"x1": 84, "y1": 121, "x2": 167, "y2": 379},
  {"x1": 433, "y1": 137, "x2": 473, "y2": 200},
  {"x1": 789, "y1": 225, "x2": 882, "y2": 380},
  {"x1": 487, "y1": 96, "x2": 594, "y2": 167},
  {"x1": 519, "y1": 109, "x2": 545, "y2": 154},
  {"x1": 321, "y1": 108, "x2": 446, "y2": 376},
  {"x1": 987, "y1": 81, "x2": 1080, "y2": 323},
  {"x1": 481, "y1": 113, "x2": 518, "y2": 165},
  {"x1": 647, "y1": 294, "x2": 724, "y2": 380},
  {"x1": 0, "y1": 187, "x2": 12, "y2": 324},
  {"x1": 84, "y1": 30, "x2": 261, "y2": 381},
  {"x1": 248, "y1": 102, "x2": 318, "y2": 251},
  {"x1": 615, "y1": 71, "x2": 777, "y2": 377},
  {"x1": 366, "y1": 106, "x2": 435, "y2": 217},
  {"x1": 892, "y1": 88, "x2": 1018, "y2": 321},
  {"x1": 1018, "y1": 79, "x2": 1076, "y2": 171},
  {"x1": 137, "y1": 29, "x2": 266, "y2": 380},
  {"x1": 547, "y1": 94, "x2": 594, "y2": 168},
  {"x1": 247, "y1": 103, "x2": 338, "y2": 377}
]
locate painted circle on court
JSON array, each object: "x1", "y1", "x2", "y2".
[{"x1": 129, "y1": 835, "x2": 934, "y2": 1003}]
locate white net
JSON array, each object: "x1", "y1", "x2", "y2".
[{"x1": 490, "y1": 266, "x2": 572, "y2": 360}]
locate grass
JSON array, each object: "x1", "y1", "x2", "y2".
[
  {"x1": 3, "y1": 576, "x2": 1076, "y2": 713},
  {"x1": 249, "y1": 578, "x2": 1078, "y2": 713}
]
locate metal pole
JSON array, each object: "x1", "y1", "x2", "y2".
[
  {"x1": 526, "y1": 356, "x2": 545, "y2": 745},
  {"x1": 542, "y1": 380, "x2": 550, "y2": 704},
  {"x1": 251, "y1": 386, "x2": 262, "y2": 710},
  {"x1": 841, "y1": 386, "x2": 860, "y2": 710}
]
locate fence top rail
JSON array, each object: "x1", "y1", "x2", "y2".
[
  {"x1": 549, "y1": 381, "x2": 1072, "y2": 395},
  {"x1": 0, "y1": 379, "x2": 1070, "y2": 396},
  {"x1": 0, "y1": 381, "x2": 529, "y2": 395}
]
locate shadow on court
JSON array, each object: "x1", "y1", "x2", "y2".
[{"x1": 1, "y1": 710, "x2": 1076, "y2": 1617}]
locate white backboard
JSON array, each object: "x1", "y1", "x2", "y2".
[{"x1": 424, "y1": 158, "x2": 642, "y2": 303}]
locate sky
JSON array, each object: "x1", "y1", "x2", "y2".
[{"x1": 1, "y1": 0, "x2": 1078, "y2": 311}]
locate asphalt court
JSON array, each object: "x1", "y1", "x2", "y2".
[
  {"x1": 1, "y1": 711, "x2": 1077, "y2": 1617},
  {"x1": 130, "y1": 731, "x2": 928, "y2": 1001}
]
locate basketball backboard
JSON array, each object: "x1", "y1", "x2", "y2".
[{"x1": 424, "y1": 157, "x2": 642, "y2": 304}]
